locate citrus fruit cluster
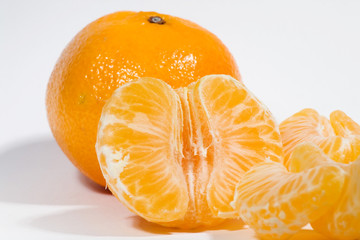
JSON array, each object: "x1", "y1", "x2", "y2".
[{"x1": 46, "y1": 11, "x2": 360, "y2": 240}]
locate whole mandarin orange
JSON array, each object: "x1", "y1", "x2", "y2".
[{"x1": 46, "y1": 11, "x2": 241, "y2": 186}]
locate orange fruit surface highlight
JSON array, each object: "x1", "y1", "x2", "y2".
[
  {"x1": 46, "y1": 11, "x2": 241, "y2": 186},
  {"x1": 280, "y1": 109, "x2": 360, "y2": 168},
  {"x1": 233, "y1": 160, "x2": 346, "y2": 240},
  {"x1": 96, "y1": 75, "x2": 282, "y2": 228},
  {"x1": 289, "y1": 142, "x2": 360, "y2": 240}
]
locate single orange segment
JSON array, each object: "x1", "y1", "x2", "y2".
[
  {"x1": 194, "y1": 75, "x2": 283, "y2": 218},
  {"x1": 96, "y1": 78, "x2": 188, "y2": 222}
]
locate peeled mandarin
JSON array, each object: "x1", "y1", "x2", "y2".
[{"x1": 96, "y1": 75, "x2": 282, "y2": 228}]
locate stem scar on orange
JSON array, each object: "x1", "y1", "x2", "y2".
[{"x1": 46, "y1": 11, "x2": 241, "y2": 186}]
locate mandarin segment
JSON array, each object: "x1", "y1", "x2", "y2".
[
  {"x1": 194, "y1": 75, "x2": 283, "y2": 217},
  {"x1": 233, "y1": 161, "x2": 346, "y2": 240},
  {"x1": 96, "y1": 78, "x2": 188, "y2": 222},
  {"x1": 287, "y1": 142, "x2": 334, "y2": 173},
  {"x1": 330, "y1": 110, "x2": 360, "y2": 137},
  {"x1": 311, "y1": 158, "x2": 360, "y2": 240},
  {"x1": 280, "y1": 109, "x2": 360, "y2": 167},
  {"x1": 288, "y1": 143, "x2": 360, "y2": 240}
]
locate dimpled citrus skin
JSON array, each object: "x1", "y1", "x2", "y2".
[{"x1": 46, "y1": 11, "x2": 240, "y2": 186}]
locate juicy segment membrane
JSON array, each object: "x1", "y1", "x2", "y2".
[
  {"x1": 194, "y1": 75, "x2": 283, "y2": 217},
  {"x1": 96, "y1": 75, "x2": 283, "y2": 228},
  {"x1": 233, "y1": 160, "x2": 346, "y2": 240},
  {"x1": 96, "y1": 78, "x2": 188, "y2": 222},
  {"x1": 280, "y1": 108, "x2": 360, "y2": 167},
  {"x1": 289, "y1": 142, "x2": 360, "y2": 240}
]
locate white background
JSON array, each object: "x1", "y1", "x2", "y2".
[{"x1": 1, "y1": 0, "x2": 359, "y2": 239}]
